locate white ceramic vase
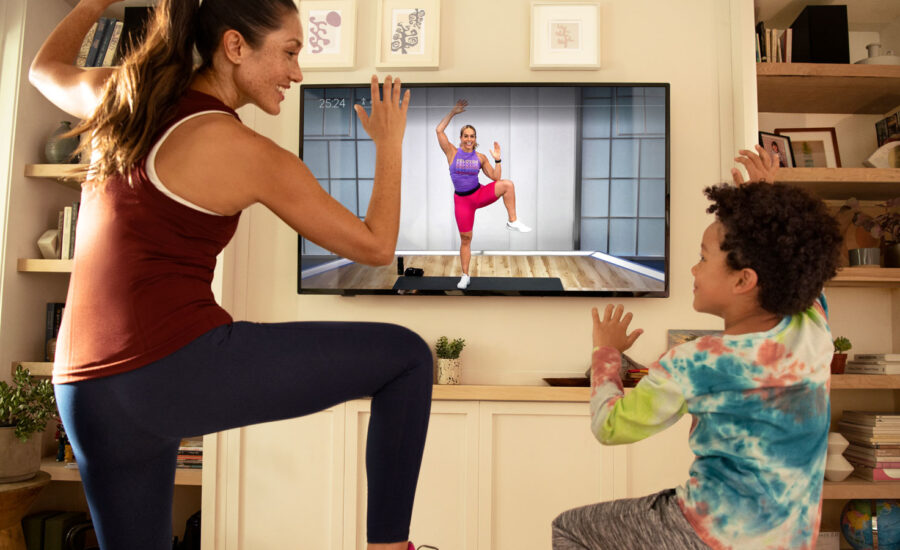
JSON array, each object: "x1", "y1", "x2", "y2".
[
  {"x1": 436, "y1": 358, "x2": 461, "y2": 385},
  {"x1": 824, "y1": 432, "x2": 854, "y2": 482},
  {"x1": 0, "y1": 427, "x2": 41, "y2": 482}
]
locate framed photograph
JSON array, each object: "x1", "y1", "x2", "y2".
[
  {"x1": 667, "y1": 329, "x2": 722, "y2": 350},
  {"x1": 530, "y1": 2, "x2": 600, "y2": 70},
  {"x1": 758, "y1": 131, "x2": 795, "y2": 168},
  {"x1": 298, "y1": 0, "x2": 357, "y2": 70},
  {"x1": 375, "y1": 0, "x2": 440, "y2": 69},
  {"x1": 774, "y1": 127, "x2": 842, "y2": 168}
]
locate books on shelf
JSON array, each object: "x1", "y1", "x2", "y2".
[
  {"x1": 74, "y1": 8, "x2": 146, "y2": 68},
  {"x1": 842, "y1": 410, "x2": 900, "y2": 426},
  {"x1": 177, "y1": 437, "x2": 203, "y2": 469},
  {"x1": 45, "y1": 302, "x2": 65, "y2": 362},
  {"x1": 55, "y1": 201, "x2": 80, "y2": 260},
  {"x1": 854, "y1": 353, "x2": 900, "y2": 362},
  {"x1": 845, "y1": 360, "x2": 900, "y2": 375},
  {"x1": 841, "y1": 412, "x2": 900, "y2": 481},
  {"x1": 754, "y1": 22, "x2": 792, "y2": 64}
]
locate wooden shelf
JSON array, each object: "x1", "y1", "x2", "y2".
[
  {"x1": 778, "y1": 168, "x2": 900, "y2": 200},
  {"x1": 24, "y1": 164, "x2": 84, "y2": 190},
  {"x1": 831, "y1": 374, "x2": 900, "y2": 389},
  {"x1": 41, "y1": 457, "x2": 202, "y2": 486},
  {"x1": 827, "y1": 267, "x2": 900, "y2": 288},
  {"x1": 17, "y1": 258, "x2": 73, "y2": 273},
  {"x1": 757, "y1": 63, "x2": 900, "y2": 114},
  {"x1": 823, "y1": 478, "x2": 900, "y2": 499}
]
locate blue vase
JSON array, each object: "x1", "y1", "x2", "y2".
[{"x1": 44, "y1": 121, "x2": 80, "y2": 164}]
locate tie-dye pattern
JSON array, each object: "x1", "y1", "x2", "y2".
[{"x1": 590, "y1": 295, "x2": 831, "y2": 550}]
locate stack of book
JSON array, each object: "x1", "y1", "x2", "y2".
[
  {"x1": 845, "y1": 353, "x2": 900, "y2": 375},
  {"x1": 838, "y1": 411, "x2": 900, "y2": 482},
  {"x1": 623, "y1": 368, "x2": 648, "y2": 387},
  {"x1": 177, "y1": 438, "x2": 203, "y2": 470}
]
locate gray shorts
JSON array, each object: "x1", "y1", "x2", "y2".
[{"x1": 551, "y1": 489, "x2": 711, "y2": 549}]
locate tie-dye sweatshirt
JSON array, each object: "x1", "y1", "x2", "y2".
[{"x1": 590, "y1": 295, "x2": 831, "y2": 550}]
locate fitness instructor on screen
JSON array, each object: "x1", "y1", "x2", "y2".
[{"x1": 436, "y1": 99, "x2": 531, "y2": 290}]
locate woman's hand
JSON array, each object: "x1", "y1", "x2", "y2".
[
  {"x1": 450, "y1": 99, "x2": 468, "y2": 116},
  {"x1": 491, "y1": 141, "x2": 501, "y2": 162},
  {"x1": 732, "y1": 145, "x2": 779, "y2": 185},
  {"x1": 355, "y1": 75, "x2": 410, "y2": 147},
  {"x1": 592, "y1": 304, "x2": 642, "y2": 353}
]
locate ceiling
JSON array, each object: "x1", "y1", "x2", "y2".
[{"x1": 755, "y1": 0, "x2": 900, "y2": 32}]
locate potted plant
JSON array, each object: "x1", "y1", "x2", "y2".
[
  {"x1": 435, "y1": 336, "x2": 466, "y2": 385},
  {"x1": 831, "y1": 336, "x2": 852, "y2": 375},
  {"x1": 0, "y1": 364, "x2": 56, "y2": 482},
  {"x1": 839, "y1": 197, "x2": 900, "y2": 267}
]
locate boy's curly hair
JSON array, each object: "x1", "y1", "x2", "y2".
[{"x1": 703, "y1": 183, "x2": 842, "y2": 316}]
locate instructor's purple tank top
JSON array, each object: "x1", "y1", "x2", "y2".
[{"x1": 449, "y1": 149, "x2": 481, "y2": 193}]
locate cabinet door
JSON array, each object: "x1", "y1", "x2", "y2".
[
  {"x1": 344, "y1": 400, "x2": 480, "y2": 550},
  {"x1": 223, "y1": 406, "x2": 346, "y2": 550},
  {"x1": 477, "y1": 401, "x2": 612, "y2": 550}
]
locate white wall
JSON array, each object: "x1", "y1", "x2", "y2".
[{"x1": 219, "y1": 0, "x2": 752, "y2": 385}]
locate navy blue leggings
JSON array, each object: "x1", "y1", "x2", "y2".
[{"x1": 54, "y1": 321, "x2": 433, "y2": 549}]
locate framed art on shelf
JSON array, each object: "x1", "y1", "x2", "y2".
[
  {"x1": 530, "y1": 1, "x2": 600, "y2": 70},
  {"x1": 774, "y1": 127, "x2": 842, "y2": 168},
  {"x1": 298, "y1": 0, "x2": 357, "y2": 70},
  {"x1": 758, "y1": 131, "x2": 795, "y2": 168},
  {"x1": 375, "y1": 0, "x2": 441, "y2": 69}
]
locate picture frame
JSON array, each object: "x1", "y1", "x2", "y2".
[
  {"x1": 298, "y1": 0, "x2": 357, "y2": 70},
  {"x1": 667, "y1": 329, "x2": 723, "y2": 350},
  {"x1": 758, "y1": 131, "x2": 795, "y2": 168},
  {"x1": 375, "y1": 0, "x2": 441, "y2": 69},
  {"x1": 530, "y1": 1, "x2": 600, "y2": 70},
  {"x1": 774, "y1": 127, "x2": 842, "y2": 168}
]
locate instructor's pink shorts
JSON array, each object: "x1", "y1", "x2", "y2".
[{"x1": 454, "y1": 181, "x2": 499, "y2": 233}]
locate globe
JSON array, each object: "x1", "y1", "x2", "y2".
[{"x1": 841, "y1": 499, "x2": 900, "y2": 550}]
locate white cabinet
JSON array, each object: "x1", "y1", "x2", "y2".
[{"x1": 209, "y1": 395, "x2": 695, "y2": 550}]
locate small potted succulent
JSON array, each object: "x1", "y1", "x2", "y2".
[
  {"x1": 0, "y1": 364, "x2": 56, "y2": 482},
  {"x1": 435, "y1": 336, "x2": 466, "y2": 385},
  {"x1": 831, "y1": 336, "x2": 852, "y2": 375}
]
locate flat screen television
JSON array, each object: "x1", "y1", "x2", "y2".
[{"x1": 298, "y1": 82, "x2": 669, "y2": 297}]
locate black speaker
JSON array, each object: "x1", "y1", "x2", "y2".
[{"x1": 790, "y1": 5, "x2": 849, "y2": 64}]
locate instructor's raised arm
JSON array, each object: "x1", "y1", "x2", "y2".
[{"x1": 436, "y1": 99, "x2": 466, "y2": 162}]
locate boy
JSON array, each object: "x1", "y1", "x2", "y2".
[{"x1": 552, "y1": 147, "x2": 843, "y2": 549}]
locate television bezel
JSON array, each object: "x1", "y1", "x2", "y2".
[{"x1": 297, "y1": 81, "x2": 670, "y2": 298}]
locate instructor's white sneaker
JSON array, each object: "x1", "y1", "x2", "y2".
[
  {"x1": 506, "y1": 219, "x2": 532, "y2": 232},
  {"x1": 457, "y1": 274, "x2": 471, "y2": 289}
]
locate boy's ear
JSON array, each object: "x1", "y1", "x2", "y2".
[{"x1": 732, "y1": 267, "x2": 759, "y2": 295}]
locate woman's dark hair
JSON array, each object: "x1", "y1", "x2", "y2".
[
  {"x1": 70, "y1": 0, "x2": 297, "y2": 186},
  {"x1": 704, "y1": 182, "x2": 842, "y2": 316}
]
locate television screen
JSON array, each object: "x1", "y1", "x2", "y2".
[{"x1": 298, "y1": 82, "x2": 669, "y2": 297}]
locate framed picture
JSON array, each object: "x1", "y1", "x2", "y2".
[
  {"x1": 774, "y1": 127, "x2": 842, "y2": 168},
  {"x1": 375, "y1": 0, "x2": 441, "y2": 69},
  {"x1": 758, "y1": 131, "x2": 795, "y2": 168},
  {"x1": 298, "y1": 0, "x2": 357, "y2": 70},
  {"x1": 530, "y1": 2, "x2": 600, "y2": 70},
  {"x1": 667, "y1": 329, "x2": 722, "y2": 350}
]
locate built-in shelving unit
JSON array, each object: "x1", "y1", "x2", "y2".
[
  {"x1": 17, "y1": 258, "x2": 73, "y2": 273},
  {"x1": 41, "y1": 457, "x2": 201, "y2": 486},
  {"x1": 757, "y1": 62, "x2": 900, "y2": 114},
  {"x1": 780, "y1": 169, "x2": 900, "y2": 200}
]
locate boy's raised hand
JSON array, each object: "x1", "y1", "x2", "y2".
[
  {"x1": 592, "y1": 304, "x2": 643, "y2": 353},
  {"x1": 732, "y1": 145, "x2": 779, "y2": 185}
]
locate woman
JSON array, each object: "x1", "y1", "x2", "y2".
[
  {"x1": 435, "y1": 99, "x2": 531, "y2": 290},
  {"x1": 29, "y1": 1, "x2": 431, "y2": 548}
]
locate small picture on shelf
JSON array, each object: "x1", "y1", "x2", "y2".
[
  {"x1": 774, "y1": 127, "x2": 842, "y2": 168},
  {"x1": 758, "y1": 131, "x2": 794, "y2": 168}
]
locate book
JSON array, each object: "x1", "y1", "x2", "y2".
[
  {"x1": 100, "y1": 20, "x2": 124, "y2": 67},
  {"x1": 839, "y1": 422, "x2": 900, "y2": 436},
  {"x1": 843, "y1": 433, "x2": 900, "y2": 446},
  {"x1": 848, "y1": 442, "x2": 900, "y2": 456},
  {"x1": 68, "y1": 201, "x2": 80, "y2": 259},
  {"x1": 22, "y1": 510, "x2": 62, "y2": 550},
  {"x1": 84, "y1": 17, "x2": 111, "y2": 68},
  {"x1": 44, "y1": 302, "x2": 64, "y2": 361},
  {"x1": 93, "y1": 17, "x2": 118, "y2": 67},
  {"x1": 845, "y1": 362, "x2": 900, "y2": 375},
  {"x1": 755, "y1": 21, "x2": 767, "y2": 62},
  {"x1": 853, "y1": 353, "x2": 900, "y2": 362},
  {"x1": 56, "y1": 209, "x2": 65, "y2": 258},
  {"x1": 841, "y1": 411, "x2": 900, "y2": 426},
  {"x1": 60, "y1": 206, "x2": 73, "y2": 260},
  {"x1": 74, "y1": 22, "x2": 97, "y2": 67},
  {"x1": 845, "y1": 455, "x2": 900, "y2": 468},
  {"x1": 852, "y1": 464, "x2": 900, "y2": 481}
]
